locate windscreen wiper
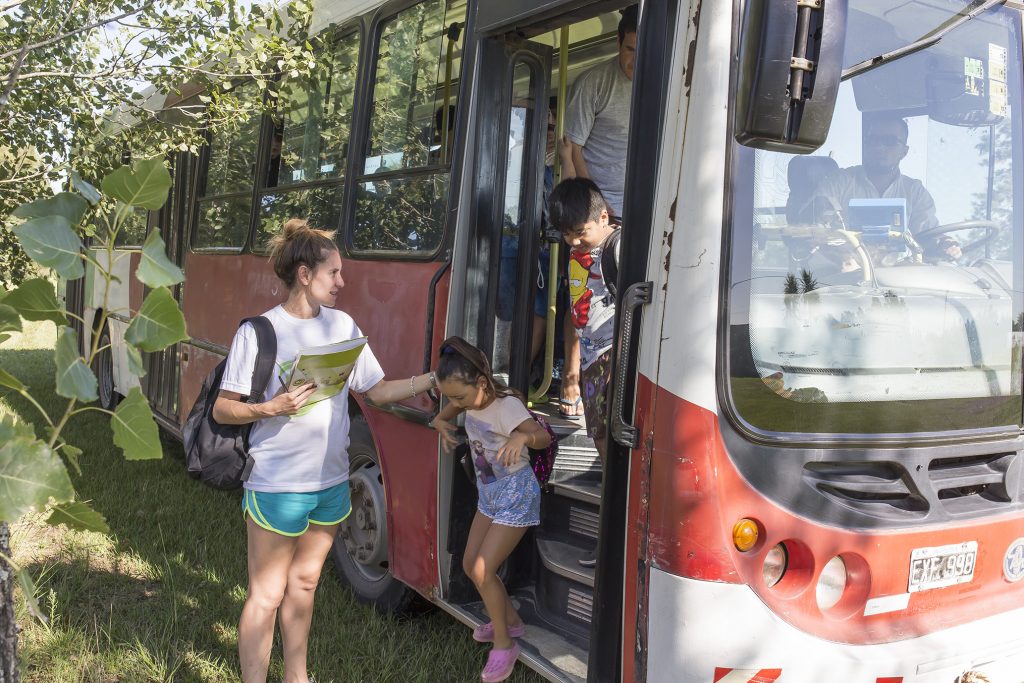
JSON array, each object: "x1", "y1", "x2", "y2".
[{"x1": 841, "y1": 0, "x2": 1007, "y2": 81}]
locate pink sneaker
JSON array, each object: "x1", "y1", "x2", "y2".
[
  {"x1": 472, "y1": 621, "x2": 526, "y2": 643},
  {"x1": 480, "y1": 642, "x2": 521, "y2": 682}
]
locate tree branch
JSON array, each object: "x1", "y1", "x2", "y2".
[{"x1": 0, "y1": 1, "x2": 158, "y2": 62}]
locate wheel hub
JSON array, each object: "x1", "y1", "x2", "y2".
[{"x1": 340, "y1": 458, "x2": 388, "y2": 580}]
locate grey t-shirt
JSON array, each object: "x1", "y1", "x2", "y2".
[
  {"x1": 565, "y1": 57, "x2": 632, "y2": 216},
  {"x1": 810, "y1": 166, "x2": 938, "y2": 234}
]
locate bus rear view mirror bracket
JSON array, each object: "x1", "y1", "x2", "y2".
[{"x1": 734, "y1": 0, "x2": 848, "y2": 154}]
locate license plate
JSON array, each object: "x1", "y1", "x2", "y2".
[{"x1": 908, "y1": 541, "x2": 978, "y2": 593}]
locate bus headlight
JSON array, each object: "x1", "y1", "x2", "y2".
[
  {"x1": 762, "y1": 543, "x2": 787, "y2": 587},
  {"x1": 815, "y1": 556, "x2": 847, "y2": 610}
]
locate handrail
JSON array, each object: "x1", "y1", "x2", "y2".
[
  {"x1": 611, "y1": 281, "x2": 652, "y2": 449},
  {"x1": 528, "y1": 25, "x2": 570, "y2": 403}
]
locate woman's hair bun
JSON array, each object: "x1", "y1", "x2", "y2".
[{"x1": 280, "y1": 218, "x2": 310, "y2": 241}]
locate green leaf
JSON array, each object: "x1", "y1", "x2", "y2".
[
  {"x1": 0, "y1": 415, "x2": 75, "y2": 522},
  {"x1": 16, "y1": 568, "x2": 47, "y2": 624},
  {"x1": 136, "y1": 230, "x2": 184, "y2": 288},
  {"x1": 0, "y1": 303, "x2": 22, "y2": 333},
  {"x1": 0, "y1": 367, "x2": 25, "y2": 392},
  {"x1": 59, "y1": 444, "x2": 83, "y2": 475},
  {"x1": 71, "y1": 170, "x2": 101, "y2": 205},
  {"x1": 13, "y1": 192, "x2": 89, "y2": 224},
  {"x1": 101, "y1": 157, "x2": 172, "y2": 210},
  {"x1": 46, "y1": 500, "x2": 110, "y2": 534},
  {"x1": 0, "y1": 334, "x2": 10, "y2": 346},
  {"x1": 54, "y1": 327, "x2": 97, "y2": 402},
  {"x1": 126, "y1": 343, "x2": 146, "y2": 378},
  {"x1": 12, "y1": 216, "x2": 84, "y2": 279},
  {"x1": 124, "y1": 287, "x2": 188, "y2": 352},
  {"x1": 111, "y1": 388, "x2": 162, "y2": 461},
  {"x1": 3, "y1": 278, "x2": 68, "y2": 325}
]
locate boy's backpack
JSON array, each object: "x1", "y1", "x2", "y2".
[
  {"x1": 527, "y1": 410, "x2": 558, "y2": 488},
  {"x1": 601, "y1": 227, "x2": 622, "y2": 299},
  {"x1": 183, "y1": 316, "x2": 276, "y2": 490}
]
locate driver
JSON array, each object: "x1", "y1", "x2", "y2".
[{"x1": 809, "y1": 115, "x2": 961, "y2": 262}]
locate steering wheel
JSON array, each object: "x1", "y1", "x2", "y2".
[{"x1": 915, "y1": 220, "x2": 1002, "y2": 254}]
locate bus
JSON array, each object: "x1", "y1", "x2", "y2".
[{"x1": 67, "y1": 0, "x2": 1024, "y2": 681}]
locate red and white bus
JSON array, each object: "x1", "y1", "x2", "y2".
[{"x1": 68, "y1": 0, "x2": 1024, "y2": 680}]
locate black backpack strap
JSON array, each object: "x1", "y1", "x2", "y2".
[
  {"x1": 241, "y1": 316, "x2": 277, "y2": 405},
  {"x1": 601, "y1": 228, "x2": 621, "y2": 299}
]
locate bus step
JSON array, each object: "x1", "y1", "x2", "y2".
[
  {"x1": 549, "y1": 479, "x2": 600, "y2": 505},
  {"x1": 541, "y1": 491, "x2": 599, "y2": 541},
  {"x1": 536, "y1": 534, "x2": 595, "y2": 588}
]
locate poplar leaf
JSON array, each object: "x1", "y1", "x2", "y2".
[
  {"x1": 111, "y1": 388, "x2": 162, "y2": 460},
  {"x1": 0, "y1": 304, "x2": 21, "y2": 333},
  {"x1": 13, "y1": 192, "x2": 89, "y2": 224},
  {"x1": 136, "y1": 230, "x2": 184, "y2": 287},
  {"x1": 125, "y1": 287, "x2": 188, "y2": 352},
  {"x1": 46, "y1": 500, "x2": 111, "y2": 534},
  {"x1": 3, "y1": 278, "x2": 68, "y2": 325},
  {"x1": 54, "y1": 327, "x2": 97, "y2": 402},
  {"x1": 0, "y1": 367, "x2": 25, "y2": 392},
  {"x1": 101, "y1": 157, "x2": 172, "y2": 210},
  {"x1": 16, "y1": 568, "x2": 47, "y2": 623},
  {"x1": 126, "y1": 343, "x2": 146, "y2": 378},
  {"x1": 13, "y1": 215, "x2": 84, "y2": 279},
  {"x1": 0, "y1": 416, "x2": 75, "y2": 522},
  {"x1": 71, "y1": 170, "x2": 102, "y2": 205}
]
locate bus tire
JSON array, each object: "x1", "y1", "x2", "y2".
[
  {"x1": 93, "y1": 326, "x2": 120, "y2": 411},
  {"x1": 331, "y1": 415, "x2": 415, "y2": 614}
]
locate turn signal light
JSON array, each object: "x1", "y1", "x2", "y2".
[{"x1": 732, "y1": 518, "x2": 759, "y2": 552}]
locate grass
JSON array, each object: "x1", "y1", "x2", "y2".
[{"x1": 2, "y1": 321, "x2": 544, "y2": 683}]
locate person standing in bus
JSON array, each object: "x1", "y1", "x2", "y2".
[
  {"x1": 212, "y1": 218, "x2": 441, "y2": 683},
  {"x1": 428, "y1": 336, "x2": 551, "y2": 683},
  {"x1": 548, "y1": 178, "x2": 620, "y2": 567},
  {"x1": 563, "y1": 4, "x2": 637, "y2": 219}
]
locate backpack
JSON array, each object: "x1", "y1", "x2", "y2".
[
  {"x1": 183, "y1": 316, "x2": 277, "y2": 489},
  {"x1": 601, "y1": 227, "x2": 622, "y2": 299},
  {"x1": 455, "y1": 410, "x2": 558, "y2": 488},
  {"x1": 527, "y1": 410, "x2": 558, "y2": 488}
]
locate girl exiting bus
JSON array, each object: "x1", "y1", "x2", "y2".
[
  {"x1": 429, "y1": 336, "x2": 551, "y2": 683},
  {"x1": 213, "y1": 219, "x2": 439, "y2": 683}
]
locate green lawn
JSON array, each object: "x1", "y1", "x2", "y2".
[{"x1": 2, "y1": 322, "x2": 543, "y2": 683}]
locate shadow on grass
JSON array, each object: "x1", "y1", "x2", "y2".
[{"x1": 2, "y1": 348, "x2": 543, "y2": 683}]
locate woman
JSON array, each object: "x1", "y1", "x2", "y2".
[{"x1": 212, "y1": 218, "x2": 437, "y2": 683}]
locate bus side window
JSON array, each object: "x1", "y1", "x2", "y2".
[
  {"x1": 192, "y1": 80, "x2": 262, "y2": 251},
  {"x1": 254, "y1": 29, "x2": 360, "y2": 252},
  {"x1": 351, "y1": 0, "x2": 467, "y2": 254}
]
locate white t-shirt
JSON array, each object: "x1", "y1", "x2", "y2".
[
  {"x1": 221, "y1": 305, "x2": 385, "y2": 493},
  {"x1": 464, "y1": 395, "x2": 532, "y2": 484}
]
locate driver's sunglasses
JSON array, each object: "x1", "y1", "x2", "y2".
[{"x1": 866, "y1": 134, "x2": 905, "y2": 148}]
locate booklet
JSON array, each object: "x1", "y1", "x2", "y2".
[{"x1": 278, "y1": 336, "x2": 367, "y2": 416}]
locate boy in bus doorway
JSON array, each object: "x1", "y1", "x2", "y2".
[
  {"x1": 549, "y1": 178, "x2": 621, "y2": 567},
  {"x1": 429, "y1": 337, "x2": 551, "y2": 682}
]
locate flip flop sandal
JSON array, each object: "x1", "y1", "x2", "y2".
[{"x1": 558, "y1": 396, "x2": 583, "y2": 420}]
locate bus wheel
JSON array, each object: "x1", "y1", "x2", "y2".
[
  {"x1": 331, "y1": 416, "x2": 414, "y2": 613},
  {"x1": 93, "y1": 326, "x2": 120, "y2": 411}
]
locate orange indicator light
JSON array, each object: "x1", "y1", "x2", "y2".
[{"x1": 732, "y1": 518, "x2": 759, "y2": 552}]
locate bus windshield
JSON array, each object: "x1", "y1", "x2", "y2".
[{"x1": 727, "y1": 1, "x2": 1024, "y2": 436}]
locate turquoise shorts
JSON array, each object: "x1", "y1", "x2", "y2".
[{"x1": 242, "y1": 482, "x2": 351, "y2": 537}]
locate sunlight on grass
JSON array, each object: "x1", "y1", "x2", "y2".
[{"x1": 3, "y1": 320, "x2": 544, "y2": 682}]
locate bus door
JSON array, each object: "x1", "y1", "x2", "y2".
[
  {"x1": 471, "y1": 36, "x2": 552, "y2": 391},
  {"x1": 142, "y1": 150, "x2": 194, "y2": 430}
]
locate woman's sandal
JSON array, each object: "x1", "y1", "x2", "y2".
[
  {"x1": 481, "y1": 642, "x2": 521, "y2": 682},
  {"x1": 473, "y1": 621, "x2": 526, "y2": 642},
  {"x1": 558, "y1": 395, "x2": 583, "y2": 421}
]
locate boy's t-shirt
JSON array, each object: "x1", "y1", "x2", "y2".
[
  {"x1": 221, "y1": 304, "x2": 385, "y2": 493},
  {"x1": 464, "y1": 395, "x2": 532, "y2": 484},
  {"x1": 568, "y1": 228, "x2": 619, "y2": 370}
]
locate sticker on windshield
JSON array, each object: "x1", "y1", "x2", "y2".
[
  {"x1": 989, "y1": 43, "x2": 1008, "y2": 83},
  {"x1": 964, "y1": 57, "x2": 985, "y2": 79},
  {"x1": 1005, "y1": 537, "x2": 1024, "y2": 583}
]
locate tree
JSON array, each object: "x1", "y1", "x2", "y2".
[
  {"x1": 0, "y1": 0, "x2": 319, "y2": 287},
  {"x1": 0, "y1": 158, "x2": 187, "y2": 681}
]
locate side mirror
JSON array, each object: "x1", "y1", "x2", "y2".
[{"x1": 734, "y1": 0, "x2": 849, "y2": 153}]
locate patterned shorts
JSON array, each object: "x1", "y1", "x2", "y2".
[
  {"x1": 581, "y1": 350, "x2": 612, "y2": 442},
  {"x1": 477, "y1": 465, "x2": 541, "y2": 528}
]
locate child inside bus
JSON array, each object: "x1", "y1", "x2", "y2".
[
  {"x1": 548, "y1": 178, "x2": 621, "y2": 566},
  {"x1": 428, "y1": 336, "x2": 552, "y2": 683}
]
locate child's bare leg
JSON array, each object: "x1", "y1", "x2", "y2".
[{"x1": 467, "y1": 523, "x2": 529, "y2": 649}]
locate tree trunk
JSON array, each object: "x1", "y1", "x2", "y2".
[{"x1": 0, "y1": 521, "x2": 19, "y2": 683}]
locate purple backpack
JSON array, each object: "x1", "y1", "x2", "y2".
[{"x1": 527, "y1": 411, "x2": 557, "y2": 487}]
